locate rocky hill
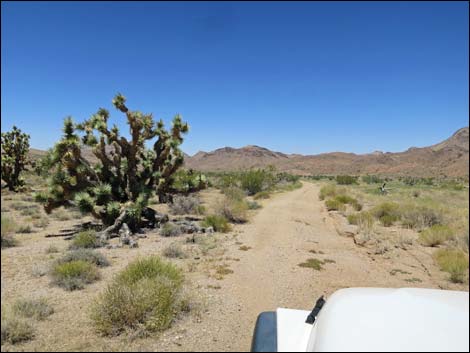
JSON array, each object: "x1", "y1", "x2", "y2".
[{"x1": 184, "y1": 127, "x2": 469, "y2": 177}]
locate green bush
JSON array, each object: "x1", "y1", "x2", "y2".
[
  {"x1": 371, "y1": 202, "x2": 400, "y2": 220},
  {"x1": 325, "y1": 199, "x2": 345, "y2": 211},
  {"x1": 50, "y1": 260, "x2": 100, "y2": 291},
  {"x1": 361, "y1": 175, "x2": 384, "y2": 184},
  {"x1": 1, "y1": 316, "x2": 35, "y2": 345},
  {"x1": 379, "y1": 214, "x2": 399, "y2": 227},
  {"x1": 347, "y1": 212, "x2": 373, "y2": 227},
  {"x1": 201, "y1": 215, "x2": 231, "y2": 232},
  {"x1": 333, "y1": 195, "x2": 362, "y2": 211},
  {"x1": 69, "y1": 231, "x2": 104, "y2": 250},
  {"x1": 91, "y1": 256, "x2": 185, "y2": 336},
  {"x1": 433, "y1": 248, "x2": 468, "y2": 283},
  {"x1": 13, "y1": 298, "x2": 54, "y2": 321},
  {"x1": 247, "y1": 200, "x2": 261, "y2": 210},
  {"x1": 58, "y1": 249, "x2": 110, "y2": 267},
  {"x1": 169, "y1": 195, "x2": 200, "y2": 215},
  {"x1": 336, "y1": 175, "x2": 358, "y2": 185},
  {"x1": 419, "y1": 225, "x2": 454, "y2": 247},
  {"x1": 239, "y1": 169, "x2": 275, "y2": 195}
]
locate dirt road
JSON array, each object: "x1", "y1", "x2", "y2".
[{"x1": 158, "y1": 181, "x2": 445, "y2": 352}]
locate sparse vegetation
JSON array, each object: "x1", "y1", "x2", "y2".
[
  {"x1": 201, "y1": 215, "x2": 231, "y2": 233},
  {"x1": 160, "y1": 223, "x2": 182, "y2": 237},
  {"x1": 163, "y1": 243, "x2": 187, "y2": 259},
  {"x1": 1, "y1": 215, "x2": 17, "y2": 248},
  {"x1": 325, "y1": 198, "x2": 345, "y2": 211},
  {"x1": 69, "y1": 230, "x2": 104, "y2": 250},
  {"x1": 50, "y1": 260, "x2": 100, "y2": 290},
  {"x1": 1, "y1": 316, "x2": 35, "y2": 345},
  {"x1": 58, "y1": 249, "x2": 110, "y2": 267},
  {"x1": 336, "y1": 175, "x2": 358, "y2": 185},
  {"x1": 298, "y1": 258, "x2": 324, "y2": 270},
  {"x1": 91, "y1": 256, "x2": 185, "y2": 336},
  {"x1": 419, "y1": 225, "x2": 454, "y2": 247},
  {"x1": 433, "y1": 248, "x2": 469, "y2": 283},
  {"x1": 170, "y1": 195, "x2": 201, "y2": 215},
  {"x1": 13, "y1": 298, "x2": 54, "y2": 321}
]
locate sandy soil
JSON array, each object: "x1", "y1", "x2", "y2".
[{"x1": 1, "y1": 182, "x2": 467, "y2": 352}]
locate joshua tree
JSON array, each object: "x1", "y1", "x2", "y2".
[
  {"x1": 36, "y1": 93, "x2": 188, "y2": 238},
  {"x1": 1, "y1": 126, "x2": 30, "y2": 191}
]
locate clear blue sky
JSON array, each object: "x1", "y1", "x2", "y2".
[{"x1": 2, "y1": 1, "x2": 468, "y2": 155}]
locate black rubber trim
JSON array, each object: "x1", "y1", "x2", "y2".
[
  {"x1": 251, "y1": 311, "x2": 277, "y2": 352},
  {"x1": 305, "y1": 296, "x2": 325, "y2": 325}
]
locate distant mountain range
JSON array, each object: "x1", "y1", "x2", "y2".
[
  {"x1": 184, "y1": 127, "x2": 469, "y2": 177},
  {"x1": 29, "y1": 127, "x2": 469, "y2": 178}
]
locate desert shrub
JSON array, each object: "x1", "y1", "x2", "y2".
[
  {"x1": 419, "y1": 225, "x2": 454, "y2": 247},
  {"x1": 298, "y1": 258, "x2": 323, "y2": 270},
  {"x1": 319, "y1": 184, "x2": 337, "y2": 200},
  {"x1": 1, "y1": 234, "x2": 17, "y2": 249},
  {"x1": 325, "y1": 199, "x2": 345, "y2": 211},
  {"x1": 171, "y1": 169, "x2": 208, "y2": 193},
  {"x1": 239, "y1": 168, "x2": 275, "y2": 195},
  {"x1": 1, "y1": 214, "x2": 17, "y2": 236},
  {"x1": 347, "y1": 212, "x2": 373, "y2": 226},
  {"x1": 169, "y1": 195, "x2": 200, "y2": 215},
  {"x1": 433, "y1": 248, "x2": 469, "y2": 283},
  {"x1": 69, "y1": 230, "x2": 104, "y2": 250},
  {"x1": 1, "y1": 126, "x2": 31, "y2": 191},
  {"x1": 16, "y1": 224, "x2": 34, "y2": 233},
  {"x1": 13, "y1": 298, "x2": 54, "y2": 321},
  {"x1": 1, "y1": 316, "x2": 34, "y2": 345},
  {"x1": 379, "y1": 214, "x2": 399, "y2": 227},
  {"x1": 58, "y1": 249, "x2": 110, "y2": 267},
  {"x1": 219, "y1": 197, "x2": 248, "y2": 223},
  {"x1": 50, "y1": 260, "x2": 100, "y2": 291},
  {"x1": 163, "y1": 243, "x2": 187, "y2": 259},
  {"x1": 253, "y1": 191, "x2": 270, "y2": 200},
  {"x1": 400, "y1": 205, "x2": 443, "y2": 229},
  {"x1": 336, "y1": 175, "x2": 358, "y2": 185},
  {"x1": 333, "y1": 195, "x2": 362, "y2": 211},
  {"x1": 51, "y1": 208, "x2": 72, "y2": 221},
  {"x1": 361, "y1": 175, "x2": 384, "y2": 184},
  {"x1": 160, "y1": 223, "x2": 182, "y2": 237},
  {"x1": 91, "y1": 256, "x2": 184, "y2": 336},
  {"x1": 222, "y1": 186, "x2": 245, "y2": 201},
  {"x1": 371, "y1": 202, "x2": 400, "y2": 220},
  {"x1": 247, "y1": 200, "x2": 261, "y2": 210},
  {"x1": 195, "y1": 205, "x2": 206, "y2": 215},
  {"x1": 201, "y1": 215, "x2": 230, "y2": 233}
]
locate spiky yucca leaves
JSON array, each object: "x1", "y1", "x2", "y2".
[
  {"x1": 1, "y1": 126, "x2": 31, "y2": 191},
  {"x1": 37, "y1": 94, "x2": 188, "y2": 233}
]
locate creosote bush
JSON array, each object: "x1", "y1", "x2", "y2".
[
  {"x1": 419, "y1": 225, "x2": 454, "y2": 247},
  {"x1": 201, "y1": 215, "x2": 231, "y2": 233},
  {"x1": 50, "y1": 260, "x2": 100, "y2": 291},
  {"x1": 91, "y1": 256, "x2": 185, "y2": 336},
  {"x1": 433, "y1": 248, "x2": 468, "y2": 283}
]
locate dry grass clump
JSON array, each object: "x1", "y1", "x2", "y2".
[
  {"x1": 91, "y1": 256, "x2": 185, "y2": 336},
  {"x1": 419, "y1": 225, "x2": 454, "y2": 247},
  {"x1": 160, "y1": 223, "x2": 182, "y2": 237},
  {"x1": 433, "y1": 248, "x2": 469, "y2": 283},
  {"x1": 163, "y1": 243, "x2": 187, "y2": 259},
  {"x1": 325, "y1": 198, "x2": 346, "y2": 211},
  {"x1": 253, "y1": 191, "x2": 271, "y2": 200},
  {"x1": 400, "y1": 204, "x2": 443, "y2": 230},
  {"x1": 170, "y1": 195, "x2": 201, "y2": 215},
  {"x1": 58, "y1": 249, "x2": 110, "y2": 267},
  {"x1": 1, "y1": 315, "x2": 35, "y2": 345},
  {"x1": 1, "y1": 214, "x2": 17, "y2": 248},
  {"x1": 50, "y1": 260, "x2": 100, "y2": 291},
  {"x1": 298, "y1": 258, "x2": 324, "y2": 270},
  {"x1": 13, "y1": 298, "x2": 54, "y2": 321},
  {"x1": 319, "y1": 184, "x2": 338, "y2": 200}
]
